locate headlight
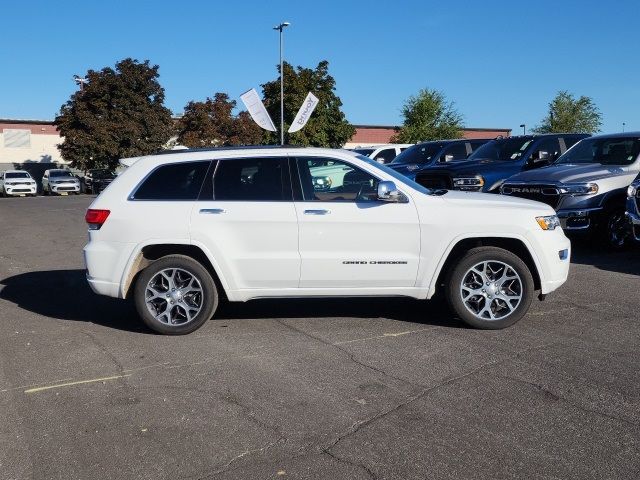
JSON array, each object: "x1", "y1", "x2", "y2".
[
  {"x1": 558, "y1": 183, "x2": 598, "y2": 195},
  {"x1": 536, "y1": 215, "x2": 561, "y2": 230},
  {"x1": 453, "y1": 175, "x2": 485, "y2": 190},
  {"x1": 628, "y1": 184, "x2": 638, "y2": 197}
]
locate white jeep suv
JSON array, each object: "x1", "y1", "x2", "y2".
[{"x1": 83, "y1": 147, "x2": 571, "y2": 334}]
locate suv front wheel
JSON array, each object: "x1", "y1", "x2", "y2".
[
  {"x1": 134, "y1": 255, "x2": 218, "y2": 335},
  {"x1": 445, "y1": 247, "x2": 534, "y2": 329}
]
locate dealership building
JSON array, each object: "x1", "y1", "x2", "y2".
[{"x1": 1, "y1": 119, "x2": 511, "y2": 180}]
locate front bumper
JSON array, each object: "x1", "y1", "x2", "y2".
[
  {"x1": 4, "y1": 184, "x2": 37, "y2": 195},
  {"x1": 51, "y1": 183, "x2": 80, "y2": 194},
  {"x1": 556, "y1": 207, "x2": 603, "y2": 231},
  {"x1": 529, "y1": 228, "x2": 571, "y2": 295},
  {"x1": 626, "y1": 196, "x2": 640, "y2": 241}
]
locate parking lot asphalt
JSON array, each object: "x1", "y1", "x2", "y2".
[{"x1": 0, "y1": 195, "x2": 639, "y2": 480}]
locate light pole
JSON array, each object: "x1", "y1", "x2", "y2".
[
  {"x1": 273, "y1": 21, "x2": 290, "y2": 145},
  {"x1": 73, "y1": 75, "x2": 88, "y2": 91},
  {"x1": 519, "y1": 124, "x2": 526, "y2": 135},
  {"x1": 622, "y1": 122, "x2": 626, "y2": 133}
]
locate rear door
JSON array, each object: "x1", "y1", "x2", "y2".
[
  {"x1": 293, "y1": 156, "x2": 420, "y2": 288},
  {"x1": 190, "y1": 156, "x2": 300, "y2": 290}
]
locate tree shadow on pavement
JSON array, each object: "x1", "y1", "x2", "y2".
[{"x1": 0, "y1": 269, "x2": 461, "y2": 332}]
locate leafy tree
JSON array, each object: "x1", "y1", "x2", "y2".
[
  {"x1": 55, "y1": 58, "x2": 174, "y2": 171},
  {"x1": 533, "y1": 91, "x2": 602, "y2": 134},
  {"x1": 261, "y1": 60, "x2": 354, "y2": 147},
  {"x1": 176, "y1": 93, "x2": 262, "y2": 147},
  {"x1": 392, "y1": 88, "x2": 464, "y2": 143}
]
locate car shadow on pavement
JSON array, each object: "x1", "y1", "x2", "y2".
[
  {"x1": 0, "y1": 269, "x2": 145, "y2": 333},
  {"x1": 571, "y1": 242, "x2": 640, "y2": 276},
  {"x1": 0, "y1": 269, "x2": 461, "y2": 332}
]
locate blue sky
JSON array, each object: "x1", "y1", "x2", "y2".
[{"x1": 0, "y1": 0, "x2": 637, "y2": 133}]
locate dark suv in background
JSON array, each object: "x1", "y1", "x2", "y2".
[
  {"x1": 411, "y1": 134, "x2": 588, "y2": 192},
  {"x1": 81, "y1": 169, "x2": 116, "y2": 194},
  {"x1": 387, "y1": 139, "x2": 489, "y2": 179}
]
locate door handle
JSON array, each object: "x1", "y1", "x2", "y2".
[
  {"x1": 304, "y1": 209, "x2": 330, "y2": 215},
  {"x1": 199, "y1": 208, "x2": 226, "y2": 214}
]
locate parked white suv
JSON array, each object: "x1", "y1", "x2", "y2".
[
  {"x1": 42, "y1": 169, "x2": 81, "y2": 195},
  {"x1": 84, "y1": 147, "x2": 571, "y2": 334},
  {"x1": 351, "y1": 144, "x2": 413, "y2": 164},
  {"x1": 0, "y1": 170, "x2": 37, "y2": 197}
]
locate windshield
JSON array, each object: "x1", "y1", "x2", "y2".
[
  {"x1": 556, "y1": 137, "x2": 640, "y2": 166},
  {"x1": 50, "y1": 170, "x2": 73, "y2": 178},
  {"x1": 356, "y1": 154, "x2": 431, "y2": 195},
  {"x1": 391, "y1": 143, "x2": 443, "y2": 165},
  {"x1": 91, "y1": 170, "x2": 115, "y2": 179},
  {"x1": 353, "y1": 148, "x2": 375, "y2": 157},
  {"x1": 469, "y1": 137, "x2": 533, "y2": 162},
  {"x1": 5, "y1": 172, "x2": 31, "y2": 179}
]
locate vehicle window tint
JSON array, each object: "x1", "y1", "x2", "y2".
[
  {"x1": 441, "y1": 143, "x2": 467, "y2": 161},
  {"x1": 470, "y1": 140, "x2": 487, "y2": 152},
  {"x1": 532, "y1": 138, "x2": 560, "y2": 161},
  {"x1": 374, "y1": 148, "x2": 398, "y2": 164},
  {"x1": 297, "y1": 157, "x2": 379, "y2": 202},
  {"x1": 213, "y1": 157, "x2": 288, "y2": 201},
  {"x1": 563, "y1": 136, "x2": 583, "y2": 150},
  {"x1": 556, "y1": 137, "x2": 640, "y2": 166},
  {"x1": 133, "y1": 161, "x2": 209, "y2": 200}
]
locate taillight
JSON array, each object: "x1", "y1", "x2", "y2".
[{"x1": 85, "y1": 209, "x2": 110, "y2": 230}]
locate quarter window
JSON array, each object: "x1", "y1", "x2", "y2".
[
  {"x1": 133, "y1": 161, "x2": 210, "y2": 200},
  {"x1": 212, "y1": 157, "x2": 289, "y2": 201},
  {"x1": 297, "y1": 158, "x2": 379, "y2": 202}
]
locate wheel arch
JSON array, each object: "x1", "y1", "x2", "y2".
[
  {"x1": 429, "y1": 236, "x2": 542, "y2": 298},
  {"x1": 122, "y1": 242, "x2": 230, "y2": 301}
]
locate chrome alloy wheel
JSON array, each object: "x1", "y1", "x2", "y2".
[
  {"x1": 145, "y1": 268, "x2": 203, "y2": 326},
  {"x1": 459, "y1": 261, "x2": 523, "y2": 321}
]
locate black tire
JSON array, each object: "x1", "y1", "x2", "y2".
[
  {"x1": 599, "y1": 206, "x2": 629, "y2": 250},
  {"x1": 134, "y1": 255, "x2": 218, "y2": 335},
  {"x1": 445, "y1": 247, "x2": 535, "y2": 330}
]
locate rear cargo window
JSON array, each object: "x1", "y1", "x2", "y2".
[{"x1": 132, "y1": 161, "x2": 210, "y2": 200}]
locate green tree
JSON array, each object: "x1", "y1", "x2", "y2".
[
  {"x1": 261, "y1": 60, "x2": 354, "y2": 147},
  {"x1": 392, "y1": 88, "x2": 464, "y2": 143},
  {"x1": 55, "y1": 58, "x2": 174, "y2": 171},
  {"x1": 533, "y1": 91, "x2": 602, "y2": 134},
  {"x1": 177, "y1": 93, "x2": 263, "y2": 148}
]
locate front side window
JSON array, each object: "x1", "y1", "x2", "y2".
[
  {"x1": 133, "y1": 161, "x2": 209, "y2": 200},
  {"x1": 374, "y1": 148, "x2": 398, "y2": 164},
  {"x1": 441, "y1": 143, "x2": 468, "y2": 162},
  {"x1": 212, "y1": 157, "x2": 289, "y2": 201},
  {"x1": 556, "y1": 137, "x2": 640, "y2": 166},
  {"x1": 469, "y1": 137, "x2": 534, "y2": 162},
  {"x1": 297, "y1": 157, "x2": 379, "y2": 202},
  {"x1": 391, "y1": 143, "x2": 443, "y2": 165}
]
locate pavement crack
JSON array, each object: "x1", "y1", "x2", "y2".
[
  {"x1": 82, "y1": 331, "x2": 126, "y2": 375},
  {"x1": 275, "y1": 319, "x2": 421, "y2": 391},
  {"x1": 323, "y1": 449, "x2": 377, "y2": 479},
  {"x1": 498, "y1": 374, "x2": 639, "y2": 427}
]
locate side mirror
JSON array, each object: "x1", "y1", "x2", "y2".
[
  {"x1": 443, "y1": 154, "x2": 455, "y2": 162},
  {"x1": 377, "y1": 181, "x2": 407, "y2": 203},
  {"x1": 375, "y1": 157, "x2": 386, "y2": 164}
]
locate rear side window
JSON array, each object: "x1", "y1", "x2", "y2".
[
  {"x1": 212, "y1": 157, "x2": 289, "y2": 201},
  {"x1": 133, "y1": 161, "x2": 210, "y2": 200}
]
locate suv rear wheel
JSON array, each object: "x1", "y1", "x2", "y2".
[
  {"x1": 445, "y1": 247, "x2": 534, "y2": 329},
  {"x1": 134, "y1": 255, "x2": 218, "y2": 335}
]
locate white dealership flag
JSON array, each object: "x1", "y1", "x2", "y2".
[
  {"x1": 240, "y1": 88, "x2": 277, "y2": 132},
  {"x1": 288, "y1": 92, "x2": 319, "y2": 133}
]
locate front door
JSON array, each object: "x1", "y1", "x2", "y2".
[
  {"x1": 190, "y1": 156, "x2": 300, "y2": 290},
  {"x1": 293, "y1": 156, "x2": 421, "y2": 288}
]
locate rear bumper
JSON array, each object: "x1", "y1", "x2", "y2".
[{"x1": 83, "y1": 240, "x2": 136, "y2": 299}]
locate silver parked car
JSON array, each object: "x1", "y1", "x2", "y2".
[
  {"x1": 501, "y1": 133, "x2": 640, "y2": 249},
  {"x1": 42, "y1": 169, "x2": 81, "y2": 195}
]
